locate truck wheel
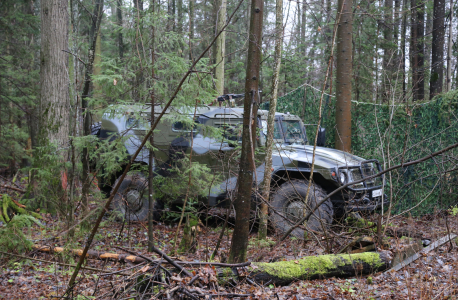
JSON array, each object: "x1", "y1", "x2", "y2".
[
  {"x1": 270, "y1": 180, "x2": 333, "y2": 239},
  {"x1": 112, "y1": 172, "x2": 163, "y2": 222}
]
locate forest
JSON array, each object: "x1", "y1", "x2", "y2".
[{"x1": 1, "y1": 0, "x2": 458, "y2": 298}]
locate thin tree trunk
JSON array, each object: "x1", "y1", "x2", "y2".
[
  {"x1": 335, "y1": 0, "x2": 353, "y2": 152},
  {"x1": 148, "y1": 0, "x2": 156, "y2": 252},
  {"x1": 301, "y1": 0, "x2": 306, "y2": 55},
  {"x1": 81, "y1": 0, "x2": 104, "y2": 221},
  {"x1": 189, "y1": 0, "x2": 194, "y2": 61},
  {"x1": 117, "y1": 0, "x2": 124, "y2": 60},
  {"x1": 411, "y1": 0, "x2": 425, "y2": 101},
  {"x1": 382, "y1": 0, "x2": 393, "y2": 102},
  {"x1": 177, "y1": 0, "x2": 183, "y2": 33},
  {"x1": 259, "y1": 0, "x2": 283, "y2": 240},
  {"x1": 430, "y1": 0, "x2": 446, "y2": 97},
  {"x1": 228, "y1": 0, "x2": 263, "y2": 263},
  {"x1": 401, "y1": 0, "x2": 407, "y2": 100},
  {"x1": 215, "y1": 0, "x2": 226, "y2": 96},
  {"x1": 133, "y1": 0, "x2": 143, "y2": 102},
  {"x1": 446, "y1": 0, "x2": 453, "y2": 91}
]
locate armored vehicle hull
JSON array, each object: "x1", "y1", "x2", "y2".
[{"x1": 93, "y1": 104, "x2": 388, "y2": 237}]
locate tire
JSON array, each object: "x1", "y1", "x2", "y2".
[
  {"x1": 112, "y1": 172, "x2": 163, "y2": 222},
  {"x1": 270, "y1": 180, "x2": 333, "y2": 239}
]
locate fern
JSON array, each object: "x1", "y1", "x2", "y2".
[{"x1": 0, "y1": 195, "x2": 43, "y2": 253}]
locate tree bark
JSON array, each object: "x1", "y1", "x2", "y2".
[
  {"x1": 81, "y1": 0, "x2": 104, "y2": 220},
  {"x1": 401, "y1": 0, "x2": 408, "y2": 100},
  {"x1": 410, "y1": 0, "x2": 425, "y2": 101},
  {"x1": 446, "y1": 0, "x2": 453, "y2": 91},
  {"x1": 382, "y1": 0, "x2": 393, "y2": 102},
  {"x1": 189, "y1": 0, "x2": 194, "y2": 61},
  {"x1": 148, "y1": 0, "x2": 156, "y2": 253},
  {"x1": 215, "y1": 0, "x2": 227, "y2": 96},
  {"x1": 117, "y1": 0, "x2": 124, "y2": 60},
  {"x1": 335, "y1": 0, "x2": 353, "y2": 152},
  {"x1": 39, "y1": 0, "x2": 70, "y2": 150},
  {"x1": 430, "y1": 0, "x2": 446, "y2": 97},
  {"x1": 259, "y1": 0, "x2": 282, "y2": 240},
  {"x1": 228, "y1": 0, "x2": 263, "y2": 263}
]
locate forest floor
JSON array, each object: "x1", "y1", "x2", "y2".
[{"x1": 1, "y1": 199, "x2": 458, "y2": 299}]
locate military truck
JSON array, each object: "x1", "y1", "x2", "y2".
[{"x1": 92, "y1": 99, "x2": 388, "y2": 238}]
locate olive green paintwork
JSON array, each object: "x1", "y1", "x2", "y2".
[{"x1": 97, "y1": 104, "x2": 386, "y2": 211}]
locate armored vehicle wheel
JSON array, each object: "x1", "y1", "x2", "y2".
[
  {"x1": 112, "y1": 172, "x2": 163, "y2": 222},
  {"x1": 270, "y1": 180, "x2": 333, "y2": 239}
]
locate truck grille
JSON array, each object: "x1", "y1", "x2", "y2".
[{"x1": 350, "y1": 162, "x2": 383, "y2": 188}]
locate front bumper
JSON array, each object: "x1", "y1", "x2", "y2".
[{"x1": 345, "y1": 194, "x2": 390, "y2": 212}]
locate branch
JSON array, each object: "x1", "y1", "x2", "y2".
[{"x1": 61, "y1": 49, "x2": 87, "y2": 65}]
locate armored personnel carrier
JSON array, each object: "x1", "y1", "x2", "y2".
[{"x1": 92, "y1": 98, "x2": 387, "y2": 238}]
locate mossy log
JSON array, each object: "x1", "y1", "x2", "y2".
[
  {"x1": 0, "y1": 194, "x2": 41, "y2": 223},
  {"x1": 220, "y1": 252, "x2": 391, "y2": 286}
]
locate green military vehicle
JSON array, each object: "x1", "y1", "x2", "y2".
[{"x1": 92, "y1": 97, "x2": 387, "y2": 238}]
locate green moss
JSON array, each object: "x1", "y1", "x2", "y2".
[
  {"x1": 218, "y1": 267, "x2": 237, "y2": 285},
  {"x1": 252, "y1": 253, "x2": 384, "y2": 280}
]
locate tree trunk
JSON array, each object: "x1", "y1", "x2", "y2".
[
  {"x1": 133, "y1": 0, "x2": 143, "y2": 102},
  {"x1": 430, "y1": 0, "x2": 446, "y2": 97},
  {"x1": 401, "y1": 0, "x2": 407, "y2": 100},
  {"x1": 148, "y1": 0, "x2": 156, "y2": 253},
  {"x1": 117, "y1": 0, "x2": 124, "y2": 60},
  {"x1": 382, "y1": 0, "x2": 393, "y2": 102},
  {"x1": 39, "y1": 0, "x2": 70, "y2": 150},
  {"x1": 410, "y1": 0, "x2": 425, "y2": 101},
  {"x1": 177, "y1": 0, "x2": 183, "y2": 34},
  {"x1": 259, "y1": 0, "x2": 283, "y2": 240},
  {"x1": 189, "y1": 0, "x2": 194, "y2": 61},
  {"x1": 228, "y1": 0, "x2": 263, "y2": 263},
  {"x1": 215, "y1": 0, "x2": 226, "y2": 96},
  {"x1": 446, "y1": 0, "x2": 453, "y2": 91},
  {"x1": 301, "y1": 0, "x2": 306, "y2": 55},
  {"x1": 81, "y1": 0, "x2": 104, "y2": 220},
  {"x1": 335, "y1": 0, "x2": 353, "y2": 152}
]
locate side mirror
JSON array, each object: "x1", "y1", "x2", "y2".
[{"x1": 317, "y1": 127, "x2": 326, "y2": 147}]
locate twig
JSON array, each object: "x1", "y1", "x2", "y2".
[
  {"x1": 148, "y1": 245, "x2": 192, "y2": 277},
  {"x1": 0, "y1": 185, "x2": 25, "y2": 193},
  {"x1": 0, "y1": 251, "x2": 130, "y2": 276},
  {"x1": 61, "y1": 50, "x2": 87, "y2": 65},
  {"x1": 99, "y1": 261, "x2": 147, "y2": 276}
]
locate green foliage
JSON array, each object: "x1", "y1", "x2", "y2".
[{"x1": 0, "y1": 211, "x2": 42, "y2": 253}]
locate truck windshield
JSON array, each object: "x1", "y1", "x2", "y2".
[
  {"x1": 281, "y1": 120, "x2": 306, "y2": 145},
  {"x1": 261, "y1": 119, "x2": 283, "y2": 141}
]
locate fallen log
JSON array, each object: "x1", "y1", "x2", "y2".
[
  {"x1": 33, "y1": 244, "x2": 146, "y2": 264},
  {"x1": 388, "y1": 233, "x2": 457, "y2": 272},
  {"x1": 221, "y1": 251, "x2": 392, "y2": 286}
]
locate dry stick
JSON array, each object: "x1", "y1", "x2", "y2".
[
  {"x1": 148, "y1": 244, "x2": 193, "y2": 277},
  {"x1": 0, "y1": 185, "x2": 25, "y2": 193},
  {"x1": 63, "y1": 0, "x2": 246, "y2": 294},
  {"x1": 276, "y1": 141, "x2": 458, "y2": 244},
  {"x1": 0, "y1": 251, "x2": 131, "y2": 276}
]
